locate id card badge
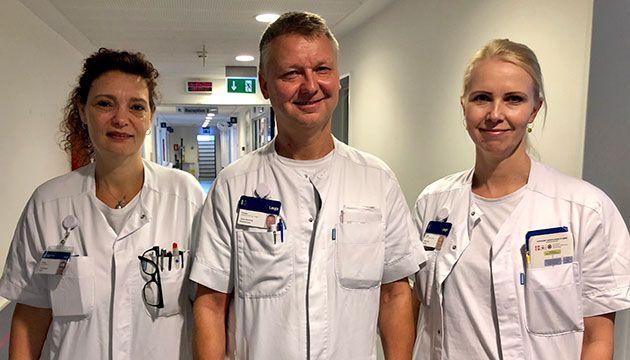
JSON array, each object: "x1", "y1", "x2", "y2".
[
  {"x1": 422, "y1": 221, "x2": 452, "y2": 250},
  {"x1": 526, "y1": 226, "x2": 574, "y2": 269},
  {"x1": 236, "y1": 195, "x2": 281, "y2": 229},
  {"x1": 35, "y1": 245, "x2": 74, "y2": 275}
]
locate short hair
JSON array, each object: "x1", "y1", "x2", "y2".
[
  {"x1": 258, "y1": 11, "x2": 339, "y2": 73},
  {"x1": 60, "y1": 48, "x2": 159, "y2": 167},
  {"x1": 462, "y1": 39, "x2": 546, "y2": 107}
]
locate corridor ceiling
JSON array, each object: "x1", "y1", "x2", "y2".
[{"x1": 19, "y1": 0, "x2": 394, "y2": 79}]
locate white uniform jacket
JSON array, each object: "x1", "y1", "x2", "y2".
[
  {"x1": 413, "y1": 159, "x2": 630, "y2": 359},
  {"x1": 191, "y1": 138, "x2": 425, "y2": 360},
  {"x1": 0, "y1": 160, "x2": 204, "y2": 360}
]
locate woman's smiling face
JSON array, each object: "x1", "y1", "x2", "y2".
[
  {"x1": 462, "y1": 58, "x2": 542, "y2": 161},
  {"x1": 79, "y1": 70, "x2": 152, "y2": 161}
]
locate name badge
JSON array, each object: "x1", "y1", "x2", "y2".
[
  {"x1": 526, "y1": 227, "x2": 574, "y2": 269},
  {"x1": 35, "y1": 245, "x2": 74, "y2": 275},
  {"x1": 422, "y1": 221, "x2": 452, "y2": 250},
  {"x1": 237, "y1": 195, "x2": 281, "y2": 229}
]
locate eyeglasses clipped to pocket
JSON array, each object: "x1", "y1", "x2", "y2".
[
  {"x1": 138, "y1": 246, "x2": 165, "y2": 310},
  {"x1": 138, "y1": 245, "x2": 188, "y2": 318}
]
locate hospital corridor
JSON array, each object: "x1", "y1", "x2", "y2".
[{"x1": 1, "y1": 0, "x2": 629, "y2": 359}]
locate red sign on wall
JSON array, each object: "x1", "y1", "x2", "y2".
[{"x1": 186, "y1": 80, "x2": 212, "y2": 93}]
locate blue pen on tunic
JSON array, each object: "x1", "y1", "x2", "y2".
[
  {"x1": 277, "y1": 219, "x2": 285, "y2": 243},
  {"x1": 332, "y1": 228, "x2": 336, "y2": 241}
]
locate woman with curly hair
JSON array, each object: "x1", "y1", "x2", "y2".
[{"x1": 0, "y1": 48, "x2": 203, "y2": 359}]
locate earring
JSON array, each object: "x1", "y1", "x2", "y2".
[
  {"x1": 527, "y1": 124, "x2": 533, "y2": 133},
  {"x1": 146, "y1": 128, "x2": 152, "y2": 135}
]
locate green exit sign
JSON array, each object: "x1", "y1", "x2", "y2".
[{"x1": 227, "y1": 78, "x2": 256, "y2": 93}]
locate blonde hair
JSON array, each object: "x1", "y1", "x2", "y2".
[
  {"x1": 258, "y1": 11, "x2": 339, "y2": 74},
  {"x1": 462, "y1": 39, "x2": 546, "y2": 119}
]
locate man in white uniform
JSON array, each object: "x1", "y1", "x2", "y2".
[{"x1": 191, "y1": 11, "x2": 425, "y2": 359}]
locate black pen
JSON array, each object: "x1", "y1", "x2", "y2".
[
  {"x1": 167, "y1": 251, "x2": 172, "y2": 271},
  {"x1": 180, "y1": 250, "x2": 184, "y2": 268},
  {"x1": 160, "y1": 249, "x2": 166, "y2": 271}
]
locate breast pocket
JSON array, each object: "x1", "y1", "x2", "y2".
[
  {"x1": 237, "y1": 229, "x2": 294, "y2": 298},
  {"x1": 49, "y1": 256, "x2": 94, "y2": 317},
  {"x1": 334, "y1": 208, "x2": 385, "y2": 290},
  {"x1": 140, "y1": 250, "x2": 190, "y2": 318},
  {"x1": 525, "y1": 262, "x2": 584, "y2": 335}
]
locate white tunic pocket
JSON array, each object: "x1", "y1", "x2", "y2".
[
  {"x1": 334, "y1": 218, "x2": 385, "y2": 290},
  {"x1": 154, "y1": 251, "x2": 190, "y2": 317},
  {"x1": 237, "y1": 229, "x2": 293, "y2": 298},
  {"x1": 525, "y1": 262, "x2": 583, "y2": 335},
  {"x1": 49, "y1": 256, "x2": 94, "y2": 317}
]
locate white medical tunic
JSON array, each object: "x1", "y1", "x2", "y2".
[
  {"x1": 0, "y1": 160, "x2": 204, "y2": 360},
  {"x1": 190, "y1": 138, "x2": 425, "y2": 360},
  {"x1": 412, "y1": 159, "x2": 630, "y2": 360}
]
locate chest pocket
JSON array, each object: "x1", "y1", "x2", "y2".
[
  {"x1": 49, "y1": 256, "x2": 95, "y2": 317},
  {"x1": 237, "y1": 229, "x2": 294, "y2": 298},
  {"x1": 139, "y1": 250, "x2": 191, "y2": 318},
  {"x1": 525, "y1": 262, "x2": 584, "y2": 335},
  {"x1": 334, "y1": 207, "x2": 385, "y2": 290}
]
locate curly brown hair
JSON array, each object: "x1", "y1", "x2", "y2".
[{"x1": 60, "y1": 48, "x2": 159, "y2": 168}]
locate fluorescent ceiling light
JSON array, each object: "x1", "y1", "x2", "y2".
[
  {"x1": 255, "y1": 13, "x2": 280, "y2": 23},
  {"x1": 235, "y1": 55, "x2": 255, "y2": 62}
]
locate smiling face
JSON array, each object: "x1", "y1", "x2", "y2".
[
  {"x1": 259, "y1": 34, "x2": 339, "y2": 136},
  {"x1": 462, "y1": 58, "x2": 542, "y2": 162},
  {"x1": 79, "y1": 70, "x2": 152, "y2": 161}
]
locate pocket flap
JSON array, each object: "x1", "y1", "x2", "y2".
[{"x1": 342, "y1": 206, "x2": 382, "y2": 223}]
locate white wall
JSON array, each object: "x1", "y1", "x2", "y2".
[
  {"x1": 339, "y1": 0, "x2": 593, "y2": 204},
  {"x1": 0, "y1": 0, "x2": 84, "y2": 273},
  {"x1": 238, "y1": 108, "x2": 254, "y2": 157}
]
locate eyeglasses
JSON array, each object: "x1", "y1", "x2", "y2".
[{"x1": 138, "y1": 246, "x2": 164, "y2": 309}]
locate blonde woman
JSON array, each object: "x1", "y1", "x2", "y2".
[{"x1": 413, "y1": 39, "x2": 630, "y2": 359}]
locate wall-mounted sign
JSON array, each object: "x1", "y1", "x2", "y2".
[
  {"x1": 227, "y1": 77, "x2": 256, "y2": 94},
  {"x1": 186, "y1": 80, "x2": 213, "y2": 94},
  {"x1": 177, "y1": 106, "x2": 218, "y2": 114}
]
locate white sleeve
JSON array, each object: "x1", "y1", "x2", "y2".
[
  {"x1": 189, "y1": 179, "x2": 234, "y2": 294},
  {"x1": 0, "y1": 197, "x2": 51, "y2": 308},
  {"x1": 381, "y1": 177, "x2": 426, "y2": 284},
  {"x1": 580, "y1": 193, "x2": 630, "y2": 317}
]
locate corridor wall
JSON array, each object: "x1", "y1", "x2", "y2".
[
  {"x1": 0, "y1": 0, "x2": 84, "y2": 275},
  {"x1": 338, "y1": 0, "x2": 593, "y2": 205},
  {"x1": 581, "y1": 1, "x2": 630, "y2": 358}
]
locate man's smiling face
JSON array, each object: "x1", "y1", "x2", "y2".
[{"x1": 260, "y1": 33, "x2": 340, "y2": 134}]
